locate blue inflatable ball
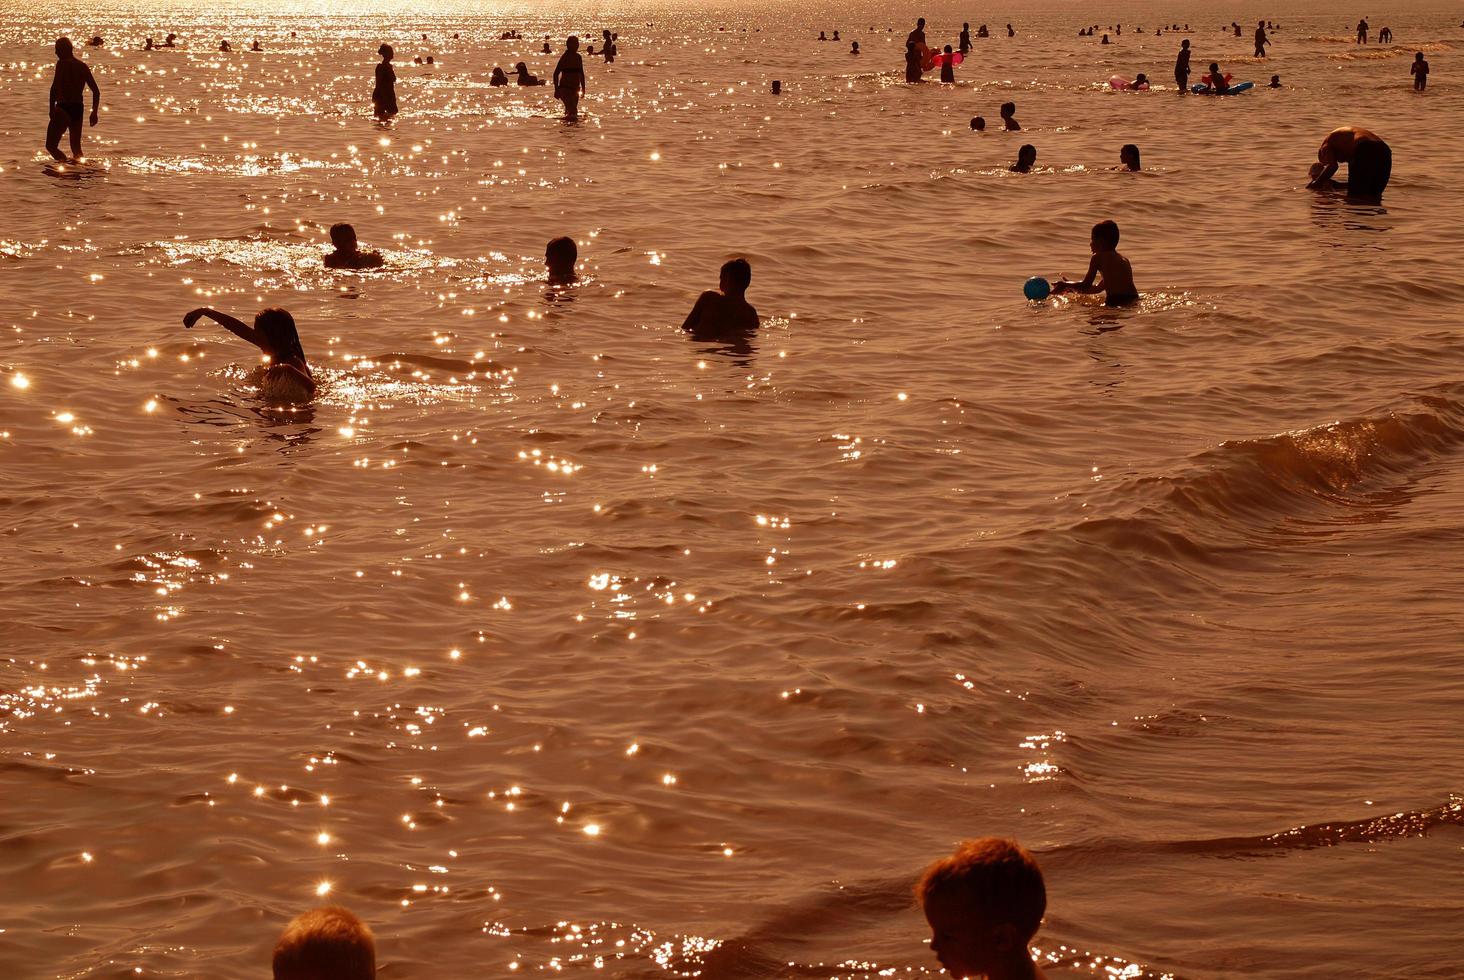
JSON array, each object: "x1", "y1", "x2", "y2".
[{"x1": 1023, "y1": 276, "x2": 1051, "y2": 301}]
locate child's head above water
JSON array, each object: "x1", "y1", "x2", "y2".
[
  {"x1": 545, "y1": 236, "x2": 578, "y2": 279},
  {"x1": 254, "y1": 308, "x2": 306, "y2": 364},
  {"x1": 971, "y1": 116, "x2": 985, "y2": 131},
  {"x1": 1000, "y1": 101, "x2": 1016, "y2": 118},
  {"x1": 1119, "y1": 144, "x2": 1140, "y2": 170},
  {"x1": 917, "y1": 838, "x2": 1046, "y2": 980},
  {"x1": 1091, "y1": 219, "x2": 1120, "y2": 251},
  {"x1": 328, "y1": 223, "x2": 359, "y2": 253},
  {"x1": 272, "y1": 905, "x2": 375, "y2": 980},
  {"x1": 1012, "y1": 144, "x2": 1037, "y2": 171},
  {"x1": 720, "y1": 257, "x2": 752, "y2": 296}
]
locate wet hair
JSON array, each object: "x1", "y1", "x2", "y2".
[
  {"x1": 545, "y1": 236, "x2": 577, "y2": 270},
  {"x1": 970, "y1": 116, "x2": 985, "y2": 130},
  {"x1": 328, "y1": 223, "x2": 357, "y2": 249},
  {"x1": 916, "y1": 839, "x2": 1046, "y2": 944},
  {"x1": 720, "y1": 258, "x2": 752, "y2": 292},
  {"x1": 1000, "y1": 101, "x2": 1016, "y2": 116},
  {"x1": 272, "y1": 906, "x2": 374, "y2": 980},
  {"x1": 1092, "y1": 219, "x2": 1121, "y2": 249},
  {"x1": 1014, "y1": 144, "x2": 1037, "y2": 170},
  {"x1": 254, "y1": 308, "x2": 307, "y2": 366},
  {"x1": 55, "y1": 36, "x2": 73, "y2": 56},
  {"x1": 1120, "y1": 144, "x2": 1141, "y2": 170}
]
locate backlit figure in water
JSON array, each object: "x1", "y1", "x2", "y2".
[
  {"x1": 182, "y1": 306, "x2": 315, "y2": 402},
  {"x1": 273, "y1": 906, "x2": 374, "y2": 980},
  {"x1": 46, "y1": 37, "x2": 101, "y2": 163},
  {"x1": 553, "y1": 35, "x2": 587, "y2": 120},
  {"x1": 681, "y1": 258, "x2": 759, "y2": 340},
  {"x1": 372, "y1": 44, "x2": 397, "y2": 120}
]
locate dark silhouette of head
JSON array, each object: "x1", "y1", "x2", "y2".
[
  {"x1": 1013, "y1": 144, "x2": 1037, "y2": 172},
  {"x1": 566, "y1": 35, "x2": 579, "y2": 52},
  {"x1": 1119, "y1": 144, "x2": 1141, "y2": 171},
  {"x1": 55, "y1": 36, "x2": 74, "y2": 57},
  {"x1": 1092, "y1": 220, "x2": 1120, "y2": 250},
  {"x1": 971, "y1": 116, "x2": 986, "y2": 131},
  {"x1": 545, "y1": 237, "x2": 577, "y2": 281},
  {"x1": 272, "y1": 906, "x2": 374, "y2": 980},
  {"x1": 328, "y1": 223, "x2": 358, "y2": 252},
  {"x1": 720, "y1": 258, "x2": 751, "y2": 296},
  {"x1": 255, "y1": 309, "x2": 306, "y2": 365}
]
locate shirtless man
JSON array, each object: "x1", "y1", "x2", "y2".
[
  {"x1": 681, "y1": 259, "x2": 759, "y2": 340},
  {"x1": 907, "y1": 17, "x2": 927, "y2": 47},
  {"x1": 1306, "y1": 126, "x2": 1391, "y2": 200},
  {"x1": 46, "y1": 37, "x2": 101, "y2": 162}
]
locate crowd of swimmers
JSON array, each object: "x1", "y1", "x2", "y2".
[{"x1": 269, "y1": 838, "x2": 1051, "y2": 980}]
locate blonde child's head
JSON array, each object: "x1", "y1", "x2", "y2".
[
  {"x1": 272, "y1": 905, "x2": 375, "y2": 980},
  {"x1": 916, "y1": 838, "x2": 1046, "y2": 979}
]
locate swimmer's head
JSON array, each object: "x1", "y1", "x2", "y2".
[
  {"x1": 1014, "y1": 144, "x2": 1037, "y2": 171},
  {"x1": 970, "y1": 116, "x2": 985, "y2": 131},
  {"x1": 1000, "y1": 101, "x2": 1016, "y2": 117},
  {"x1": 545, "y1": 236, "x2": 578, "y2": 279},
  {"x1": 566, "y1": 35, "x2": 579, "y2": 52},
  {"x1": 328, "y1": 223, "x2": 358, "y2": 252},
  {"x1": 720, "y1": 258, "x2": 752, "y2": 296},
  {"x1": 272, "y1": 906, "x2": 375, "y2": 980},
  {"x1": 944, "y1": 44, "x2": 953, "y2": 53},
  {"x1": 1120, "y1": 144, "x2": 1141, "y2": 171},
  {"x1": 254, "y1": 308, "x2": 306, "y2": 365},
  {"x1": 1135, "y1": 73, "x2": 1148, "y2": 85},
  {"x1": 917, "y1": 839, "x2": 1046, "y2": 980},
  {"x1": 55, "y1": 36, "x2": 73, "y2": 57},
  {"x1": 1091, "y1": 219, "x2": 1120, "y2": 251}
]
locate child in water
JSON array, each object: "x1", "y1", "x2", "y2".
[
  {"x1": 970, "y1": 116, "x2": 986, "y2": 131},
  {"x1": 1052, "y1": 219, "x2": 1138, "y2": 306},
  {"x1": 681, "y1": 258, "x2": 758, "y2": 340},
  {"x1": 372, "y1": 44, "x2": 397, "y2": 120},
  {"x1": 1000, "y1": 101, "x2": 1020, "y2": 130},
  {"x1": 940, "y1": 45, "x2": 956, "y2": 83},
  {"x1": 1411, "y1": 52, "x2": 1429, "y2": 90},
  {"x1": 182, "y1": 305, "x2": 315, "y2": 401},
  {"x1": 273, "y1": 906, "x2": 374, "y2": 980},
  {"x1": 1119, "y1": 144, "x2": 1141, "y2": 170},
  {"x1": 490, "y1": 66, "x2": 508, "y2": 86},
  {"x1": 545, "y1": 236, "x2": 578, "y2": 284},
  {"x1": 1269, "y1": 74, "x2": 1281, "y2": 88},
  {"x1": 1011, "y1": 144, "x2": 1036, "y2": 172},
  {"x1": 917, "y1": 838, "x2": 1049, "y2": 980},
  {"x1": 324, "y1": 223, "x2": 384, "y2": 269}
]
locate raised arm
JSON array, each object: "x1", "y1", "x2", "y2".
[{"x1": 183, "y1": 307, "x2": 262, "y2": 348}]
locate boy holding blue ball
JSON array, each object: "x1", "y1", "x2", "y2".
[{"x1": 1052, "y1": 220, "x2": 1138, "y2": 307}]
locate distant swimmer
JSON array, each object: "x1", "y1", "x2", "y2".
[
  {"x1": 164, "y1": 33, "x2": 177, "y2": 47},
  {"x1": 515, "y1": 62, "x2": 546, "y2": 85},
  {"x1": 1120, "y1": 143, "x2": 1141, "y2": 170},
  {"x1": 273, "y1": 906, "x2": 374, "y2": 980},
  {"x1": 681, "y1": 258, "x2": 758, "y2": 340},
  {"x1": 1356, "y1": 18, "x2": 1368, "y2": 44},
  {"x1": 1174, "y1": 39, "x2": 1191, "y2": 93},
  {"x1": 1010, "y1": 143, "x2": 1036, "y2": 172},
  {"x1": 1000, "y1": 100, "x2": 1020, "y2": 130},
  {"x1": 1255, "y1": 21, "x2": 1269, "y2": 57},
  {"x1": 552, "y1": 35, "x2": 586, "y2": 120},
  {"x1": 959, "y1": 22, "x2": 971, "y2": 53},
  {"x1": 250, "y1": 39, "x2": 262, "y2": 52},
  {"x1": 219, "y1": 39, "x2": 231, "y2": 52},
  {"x1": 1270, "y1": 74, "x2": 1282, "y2": 88},
  {"x1": 1007, "y1": 23, "x2": 1015, "y2": 37},
  {"x1": 87, "y1": 35, "x2": 103, "y2": 47},
  {"x1": 850, "y1": 40, "x2": 860, "y2": 55},
  {"x1": 970, "y1": 115, "x2": 985, "y2": 131},
  {"x1": 1052, "y1": 220, "x2": 1138, "y2": 306},
  {"x1": 1307, "y1": 126, "x2": 1391, "y2": 200},
  {"x1": 977, "y1": 24, "x2": 989, "y2": 38},
  {"x1": 601, "y1": 29, "x2": 617, "y2": 62},
  {"x1": 545, "y1": 236, "x2": 578, "y2": 285},
  {"x1": 323, "y1": 223, "x2": 384, "y2": 270},
  {"x1": 372, "y1": 44, "x2": 397, "y2": 120},
  {"x1": 490, "y1": 66, "x2": 509, "y2": 86},
  {"x1": 46, "y1": 38, "x2": 100, "y2": 163},
  {"x1": 541, "y1": 38, "x2": 551, "y2": 54},
  {"x1": 819, "y1": 31, "x2": 827, "y2": 41},
  {"x1": 1411, "y1": 52, "x2": 1428, "y2": 90},
  {"x1": 917, "y1": 839, "x2": 1051, "y2": 980},
  {"x1": 833, "y1": 30, "x2": 840, "y2": 41},
  {"x1": 182, "y1": 306, "x2": 315, "y2": 401}
]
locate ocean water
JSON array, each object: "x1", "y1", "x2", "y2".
[{"x1": 2, "y1": 1, "x2": 1463, "y2": 977}]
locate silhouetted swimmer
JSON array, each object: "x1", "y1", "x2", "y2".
[
  {"x1": 145, "y1": 37, "x2": 154, "y2": 50},
  {"x1": 490, "y1": 66, "x2": 508, "y2": 86},
  {"x1": 917, "y1": 839, "x2": 1050, "y2": 980},
  {"x1": 542, "y1": 38, "x2": 551, "y2": 54},
  {"x1": 819, "y1": 31, "x2": 827, "y2": 41},
  {"x1": 182, "y1": 306, "x2": 315, "y2": 401},
  {"x1": 601, "y1": 30, "x2": 616, "y2": 62},
  {"x1": 850, "y1": 41, "x2": 860, "y2": 55},
  {"x1": 87, "y1": 35, "x2": 103, "y2": 47},
  {"x1": 970, "y1": 115, "x2": 985, "y2": 131},
  {"x1": 553, "y1": 36, "x2": 586, "y2": 120},
  {"x1": 219, "y1": 39, "x2": 231, "y2": 52},
  {"x1": 1007, "y1": 23, "x2": 1015, "y2": 37},
  {"x1": 273, "y1": 906, "x2": 374, "y2": 980},
  {"x1": 372, "y1": 44, "x2": 397, "y2": 120},
  {"x1": 681, "y1": 258, "x2": 758, "y2": 340},
  {"x1": 163, "y1": 33, "x2": 177, "y2": 47},
  {"x1": 1255, "y1": 21, "x2": 1269, "y2": 57},
  {"x1": 515, "y1": 62, "x2": 545, "y2": 85},
  {"x1": 905, "y1": 42, "x2": 922, "y2": 83},
  {"x1": 1269, "y1": 74, "x2": 1281, "y2": 88},
  {"x1": 1174, "y1": 39, "x2": 1191, "y2": 93},
  {"x1": 46, "y1": 37, "x2": 100, "y2": 163},
  {"x1": 545, "y1": 237, "x2": 578, "y2": 285},
  {"x1": 1412, "y1": 52, "x2": 1428, "y2": 90},
  {"x1": 1010, "y1": 144, "x2": 1036, "y2": 172},
  {"x1": 977, "y1": 24, "x2": 989, "y2": 38},
  {"x1": 940, "y1": 45, "x2": 956, "y2": 82},
  {"x1": 1053, "y1": 220, "x2": 1137, "y2": 306},
  {"x1": 907, "y1": 17, "x2": 926, "y2": 46},
  {"x1": 1101, "y1": 33, "x2": 1110, "y2": 44},
  {"x1": 324, "y1": 224, "x2": 384, "y2": 270},
  {"x1": 1120, "y1": 144, "x2": 1141, "y2": 171},
  {"x1": 1205, "y1": 62, "x2": 1229, "y2": 93},
  {"x1": 1000, "y1": 101, "x2": 1020, "y2": 130},
  {"x1": 959, "y1": 22, "x2": 971, "y2": 53},
  {"x1": 1307, "y1": 126, "x2": 1391, "y2": 201},
  {"x1": 250, "y1": 39, "x2": 262, "y2": 52}
]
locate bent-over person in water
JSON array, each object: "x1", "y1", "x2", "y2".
[
  {"x1": 182, "y1": 306, "x2": 316, "y2": 401},
  {"x1": 1307, "y1": 126, "x2": 1391, "y2": 200},
  {"x1": 47, "y1": 37, "x2": 100, "y2": 162},
  {"x1": 681, "y1": 258, "x2": 758, "y2": 340}
]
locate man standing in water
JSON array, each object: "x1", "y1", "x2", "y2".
[
  {"x1": 1254, "y1": 21, "x2": 1270, "y2": 57},
  {"x1": 907, "y1": 17, "x2": 926, "y2": 47},
  {"x1": 46, "y1": 37, "x2": 100, "y2": 162},
  {"x1": 552, "y1": 35, "x2": 586, "y2": 121},
  {"x1": 1356, "y1": 17, "x2": 1368, "y2": 44},
  {"x1": 1174, "y1": 39, "x2": 1191, "y2": 94}
]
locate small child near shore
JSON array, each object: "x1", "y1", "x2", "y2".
[
  {"x1": 324, "y1": 223, "x2": 384, "y2": 269},
  {"x1": 273, "y1": 906, "x2": 375, "y2": 980},
  {"x1": 1411, "y1": 52, "x2": 1429, "y2": 91},
  {"x1": 183, "y1": 305, "x2": 316, "y2": 400},
  {"x1": 681, "y1": 258, "x2": 758, "y2": 339},
  {"x1": 1052, "y1": 219, "x2": 1138, "y2": 306},
  {"x1": 917, "y1": 838, "x2": 1049, "y2": 980}
]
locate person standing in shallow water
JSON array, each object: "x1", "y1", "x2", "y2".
[
  {"x1": 46, "y1": 37, "x2": 101, "y2": 162},
  {"x1": 1174, "y1": 39, "x2": 1192, "y2": 94},
  {"x1": 904, "y1": 42, "x2": 922, "y2": 83},
  {"x1": 372, "y1": 44, "x2": 397, "y2": 120},
  {"x1": 552, "y1": 35, "x2": 586, "y2": 120}
]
